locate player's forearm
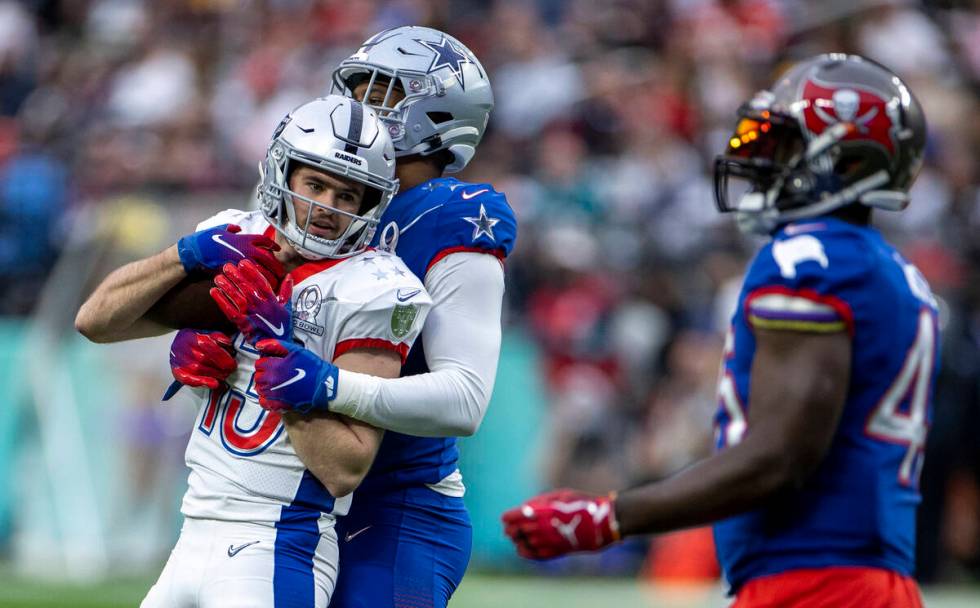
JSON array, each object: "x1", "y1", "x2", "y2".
[
  {"x1": 331, "y1": 365, "x2": 491, "y2": 436},
  {"x1": 614, "y1": 437, "x2": 799, "y2": 536},
  {"x1": 282, "y1": 413, "x2": 380, "y2": 497},
  {"x1": 284, "y1": 348, "x2": 396, "y2": 495},
  {"x1": 614, "y1": 330, "x2": 852, "y2": 537},
  {"x1": 330, "y1": 252, "x2": 502, "y2": 436},
  {"x1": 75, "y1": 245, "x2": 185, "y2": 343}
]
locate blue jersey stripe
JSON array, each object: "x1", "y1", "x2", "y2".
[{"x1": 273, "y1": 471, "x2": 334, "y2": 608}]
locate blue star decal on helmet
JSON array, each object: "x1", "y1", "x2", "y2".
[
  {"x1": 463, "y1": 204, "x2": 500, "y2": 242},
  {"x1": 416, "y1": 36, "x2": 472, "y2": 90}
]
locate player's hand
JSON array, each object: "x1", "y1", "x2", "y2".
[
  {"x1": 162, "y1": 329, "x2": 237, "y2": 400},
  {"x1": 253, "y1": 339, "x2": 339, "y2": 414},
  {"x1": 211, "y1": 259, "x2": 294, "y2": 343},
  {"x1": 501, "y1": 489, "x2": 621, "y2": 560},
  {"x1": 176, "y1": 223, "x2": 284, "y2": 287}
]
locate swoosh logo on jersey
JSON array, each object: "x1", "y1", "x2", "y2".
[
  {"x1": 212, "y1": 234, "x2": 245, "y2": 258},
  {"x1": 344, "y1": 526, "x2": 372, "y2": 542},
  {"x1": 270, "y1": 368, "x2": 306, "y2": 391},
  {"x1": 461, "y1": 188, "x2": 488, "y2": 200},
  {"x1": 255, "y1": 314, "x2": 285, "y2": 337},
  {"x1": 227, "y1": 540, "x2": 261, "y2": 557},
  {"x1": 396, "y1": 288, "x2": 421, "y2": 302},
  {"x1": 399, "y1": 204, "x2": 443, "y2": 235}
]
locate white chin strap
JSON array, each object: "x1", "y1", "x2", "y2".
[
  {"x1": 735, "y1": 169, "x2": 901, "y2": 236},
  {"x1": 735, "y1": 191, "x2": 780, "y2": 236}
]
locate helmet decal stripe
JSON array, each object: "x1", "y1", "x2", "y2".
[{"x1": 345, "y1": 101, "x2": 364, "y2": 154}]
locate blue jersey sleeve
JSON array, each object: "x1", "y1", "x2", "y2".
[
  {"x1": 414, "y1": 183, "x2": 517, "y2": 274},
  {"x1": 741, "y1": 222, "x2": 873, "y2": 336}
]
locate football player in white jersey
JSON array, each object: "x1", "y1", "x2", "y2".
[
  {"x1": 205, "y1": 27, "x2": 519, "y2": 608},
  {"x1": 75, "y1": 95, "x2": 431, "y2": 607}
]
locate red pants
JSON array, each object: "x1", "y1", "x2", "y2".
[{"x1": 732, "y1": 566, "x2": 923, "y2": 608}]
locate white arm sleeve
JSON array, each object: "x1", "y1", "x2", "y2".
[{"x1": 329, "y1": 252, "x2": 504, "y2": 437}]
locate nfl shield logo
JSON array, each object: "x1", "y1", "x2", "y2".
[{"x1": 390, "y1": 304, "x2": 418, "y2": 339}]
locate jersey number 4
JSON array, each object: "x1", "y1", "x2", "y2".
[{"x1": 864, "y1": 308, "x2": 936, "y2": 487}]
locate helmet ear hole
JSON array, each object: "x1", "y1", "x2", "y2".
[
  {"x1": 358, "y1": 188, "x2": 383, "y2": 216},
  {"x1": 427, "y1": 111, "x2": 453, "y2": 125}
]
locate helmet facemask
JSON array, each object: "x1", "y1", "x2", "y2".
[
  {"x1": 332, "y1": 67, "x2": 442, "y2": 147},
  {"x1": 260, "y1": 139, "x2": 394, "y2": 260},
  {"x1": 714, "y1": 55, "x2": 926, "y2": 236},
  {"x1": 715, "y1": 97, "x2": 898, "y2": 236},
  {"x1": 331, "y1": 26, "x2": 494, "y2": 173}
]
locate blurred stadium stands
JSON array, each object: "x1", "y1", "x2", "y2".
[{"x1": 0, "y1": 0, "x2": 978, "y2": 602}]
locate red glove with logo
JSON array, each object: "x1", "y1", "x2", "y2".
[
  {"x1": 501, "y1": 489, "x2": 621, "y2": 560},
  {"x1": 162, "y1": 329, "x2": 237, "y2": 400},
  {"x1": 211, "y1": 259, "x2": 294, "y2": 343}
]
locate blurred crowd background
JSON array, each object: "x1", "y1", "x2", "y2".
[{"x1": 0, "y1": 0, "x2": 978, "y2": 591}]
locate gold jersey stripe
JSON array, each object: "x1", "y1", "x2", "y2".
[{"x1": 749, "y1": 315, "x2": 847, "y2": 334}]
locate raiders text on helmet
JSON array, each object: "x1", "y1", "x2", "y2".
[{"x1": 259, "y1": 95, "x2": 399, "y2": 259}]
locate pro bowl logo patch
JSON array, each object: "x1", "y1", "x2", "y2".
[
  {"x1": 390, "y1": 304, "x2": 419, "y2": 339},
  {"x1": 295, "y1": 284, "x2": 325, "y2": 336}
]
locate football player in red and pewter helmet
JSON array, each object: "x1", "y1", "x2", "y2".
[{"x1": 504, "y1": 54, "x2": 932, "y2": 608}]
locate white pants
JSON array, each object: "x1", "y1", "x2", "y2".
[{"x1": 141, "y1": 517, "x2": 338, "y2": 608}]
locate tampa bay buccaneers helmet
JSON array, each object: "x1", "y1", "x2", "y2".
[{"x1": 714, "y1": 53, "x2": 926, "y2": 235}]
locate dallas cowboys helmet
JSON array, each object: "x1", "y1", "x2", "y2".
[
  {"x1": 332, "y1": 26, "x2": 493, "y2": 173},
  {"x1": 714, "y1": 53, "x2": 926, "y2": 235},
  {"x1": 259, "y1": 95, "x2": 398, "y2": 259}
]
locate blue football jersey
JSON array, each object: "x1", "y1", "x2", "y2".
[
  {"x1": 358, "y1": 177, "x2": 517, "y2": 495},
  {"x1": 713, "y1": 218, "x2": 939, "y2": 591}
]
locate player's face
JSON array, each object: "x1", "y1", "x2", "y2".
[
  {"x1": 287, "y1": 165, "x2": 365, "y2": 240},
  {"x1": 352, "y1": 78, "x2": 406, "y2": 112}
]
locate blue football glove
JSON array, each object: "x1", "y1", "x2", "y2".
[
  {"x1": 176, "y1": 223, "x2": 284, "y2": 287},
  {"x1": 254, "y1": 338, "x2": 339, "y2": 414},
  {"x1": 211, "y1": 259, "x2": 294, "y2": 344}
]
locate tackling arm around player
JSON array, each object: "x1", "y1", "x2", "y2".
[
  {"x1": 192, "y1": 28, "x2": 516, "y2": 608},
  {"x1": 205, "y1": 162, "x2": 400, "y2": 497},
  {"x1": 80, "y1": 96, "x2": 430, "y2": 608},
  {"x1": 74, "y1": 146, "x2": 391, "y2": 499},
  {"x1": 262, "y1": 28, "x2": 516, "y2": 608},
  {"x1": 504, "y1": 55, "x2": 933, "y2": 608}
]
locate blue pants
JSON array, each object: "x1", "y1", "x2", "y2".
[{"x1": 331, "y1": 487, "x2": 472, "y2": 608}]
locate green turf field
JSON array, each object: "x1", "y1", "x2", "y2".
[{"x1": 1, "y1": 571, "x2": 978, "y2": 607}]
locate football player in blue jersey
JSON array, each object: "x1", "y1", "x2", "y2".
[
  {"x1": 503, "y1": 54, "x2": 933, "y2": 608},
  {"x1": 203, "y1": 27, "x2": 517, "y2": 608}
]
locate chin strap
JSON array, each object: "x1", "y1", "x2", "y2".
[
  {"x1": 736, "y1": 169, "x2": 896, "y2": 236},
  {"x1": 860, "y1": 189, "x2": 910, "y2": 211}
]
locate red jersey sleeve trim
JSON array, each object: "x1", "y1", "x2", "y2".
[
  {"x1": 333, "y1": 338, "x2": 410, "y2": 364},
  {"x1": 426, "y1": 246, "x2": 506, "y2": 273},
  {"x1": 744, "y1": 286, "x2": 855, "y2": 337}
]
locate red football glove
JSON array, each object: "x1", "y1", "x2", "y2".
[
  {"x1": 501, "y1": 489, "x2": 621, "y2": 560},
  {"x1": 162, "y1": 329, "x2": 237, "y2": 400},
  {"x1": 211, "y1": 259, "x2": 294, "y2": 343}
]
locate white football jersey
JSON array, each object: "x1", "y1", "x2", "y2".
[{"x1": 179, "y1": 209, "x2": 431, "y2": 530}]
